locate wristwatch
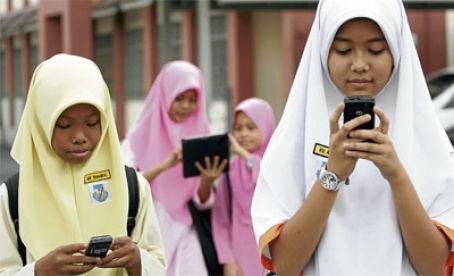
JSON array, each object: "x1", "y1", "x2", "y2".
[{"x1": 319, "y1": 165, "x2": 349, "y2": 191}]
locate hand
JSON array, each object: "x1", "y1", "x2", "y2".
[
  {"x1": 96, "y1": 236, "x2": 141, "y2": 274},
  {"x1": 142, "y1": 147, "x2": 182, "y2": 182},
  {"x1": 228, "y1": 133, "x2": 252, "y2": 162},
  {"x1": 343, "y1": 106, "x2": 404, "y2": 182},
  {"x1": 326, "y1": 102, "x2": 364, "y2": 180},
  {"x1": 228, "y1": 133, "x2": 242, "y2": 155},
  {"x1": 35, "y1": 243, "x2": 100, "y2": 276},
  {"x1": 196, "y1": 155, "x2": 229, "y2": 186},
  {"x1": 223, "y1": 262, "x2": 243, "y2": 276},
  {"x1": 162, "y1": 147, "x2": 182, "y2": 170}
]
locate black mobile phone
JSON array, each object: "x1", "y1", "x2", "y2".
[
  {"x1": 343, "y1": 96, "x2": 375, "y2": 130},
  {"x1": 85, "y1": 235, "x2": 112, "y2": 258}
]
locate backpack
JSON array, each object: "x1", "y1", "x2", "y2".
[{"x1": 3, "y1": 165, "x2": 139, "y2": 265}]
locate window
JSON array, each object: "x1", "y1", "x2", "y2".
[
  {"x1": 158, "y1": 22, "x2": 182, "y2": 68},
  {"x1": 124, "y1": 29, "x2": 144, "y2": 99},
  {"x1": 95, "y1": 33, "x2": 113, "y2": 95},
  {"x1": 13, "y1": 47, "x2": 22, "y2": 97},
  {"x1": 209, "y1": 13, "x2": 230, "y2": 133}
]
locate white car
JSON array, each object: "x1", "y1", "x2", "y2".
[
  {"x1": 426, "y1": 67, "x2": 454, "y2": 99},
  {"x1": 432, "y1": 82, "x2": 454, "y2": 144}
]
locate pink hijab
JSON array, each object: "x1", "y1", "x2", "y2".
[
  {"x1": 121, "y1": 60, "x2": 210, "y2": 225},
  {"x1": 211, "y1": 98, "x2": 276, "y2": 273},
  {"x1": 229, "y1": 98, "x2": 276, "y2": 222}
]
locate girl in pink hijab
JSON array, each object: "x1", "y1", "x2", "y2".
[
  {"x1": 121, "y1": 60, "x2": 227, "y2": 275},
  {"x1": 212, "y1": 98, "x2": 276, "y2": 276}
]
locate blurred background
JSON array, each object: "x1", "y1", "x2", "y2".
[{"x1": 1, "y1": 0, "x2": 454, "y2": 180}]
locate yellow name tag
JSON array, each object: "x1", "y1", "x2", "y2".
[
  {"x1": 84, "y1": 170, "x2": 111, "y2": 184},
  {"x1": 313, "y1": 143, "x2": 329, "y2": 158}
]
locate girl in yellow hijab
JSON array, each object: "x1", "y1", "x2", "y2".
[{"x1": 0, "y1": 53, "x2": 166, "y2": 275}]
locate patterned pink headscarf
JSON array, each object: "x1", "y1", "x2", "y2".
[{"x1": 121, "y1": 60, "x2": 210, "y2": 225}]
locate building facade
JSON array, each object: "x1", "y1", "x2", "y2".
[{"x1": 1, "y1": 0, "x2": 453, "y2": 146}]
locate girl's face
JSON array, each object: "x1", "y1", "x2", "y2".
[
  {"x1": 328, "y1": 18, "x2": 393, "y2": 97},
  {"x1": 169, "y1": 89, "x2": 198, "y2": 123},
  {"x1": 51, "y1": 104, "x2": 102, "y2": 164},
  {"x1": 233, "y1": 111, "x2": 263, "y2": 152}
]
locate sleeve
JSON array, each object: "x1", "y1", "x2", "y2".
[
  {"x1": 192, "y1": 186, "x2": 216, "y2": 210},
  {"x1": 120, "y1": 139, "x2": 136, "y2": 168},
  {"x1": 433, "y1": 152, "x2": 454, "y2": 275},
  {"x1": 249, "y1": 154, "x2": 262, "y2": 184},
  {"x1": 251, "y1": 173, "x2": 295, "y2": 272},
  {"x1": 257, "y1": 223, "x2": 284, "y2": 272},
  {"x1": 0, "y1": 184, "x2": 36, "y2": 276},
  {"x1": 211, "y1": 176, "x2": 235, "y2": 264},
  {"x1": 130, "y1": 174, "x2": 167, "y2": 275},
  {"x1": 434, "y1": 221, "x2": 454, "y2": 276}
]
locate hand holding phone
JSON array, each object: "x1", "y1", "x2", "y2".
[
  {"x1": 343, "y1": 96, "x2": 375, "y2": 130},
  {"x1": 85, "y1": 235, "x2": 112, "y2": 258}
]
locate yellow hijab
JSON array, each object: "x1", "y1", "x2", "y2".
[{"x1": 11, "y1": 54, "x2": 128, "y2": 265}]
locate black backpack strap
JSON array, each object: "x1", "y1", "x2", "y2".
[
  {"x1": 4, "y1": 172, "x2": 26, "y2": 266},
  {"x1": 125, "y1": 165, "x2": 139, "y2": 237},
  {"x1": 224, "y1": 172, "x2": 233, "y2": 223},
  {"x1": 188, "y1": 200, "x2": 223, "y2": 275}
]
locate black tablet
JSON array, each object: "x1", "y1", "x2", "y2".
[{"x1": 182, "y1": 133, "x2": 229, "y2": 178}]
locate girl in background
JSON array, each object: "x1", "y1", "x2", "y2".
[
  {"x1": 212, "y1": 98, "x2": 276, "y2": 276},
  {"x1": 121, "y1": 60, "x2": 227, "y2": 275}
]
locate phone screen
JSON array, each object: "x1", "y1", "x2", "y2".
[{"x1": 343, "y1": 96, "x2": 375, "y2": 130}]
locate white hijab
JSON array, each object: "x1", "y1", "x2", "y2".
[{"x1": 251, "y1": 0, "x2": 454, "y2": 274}]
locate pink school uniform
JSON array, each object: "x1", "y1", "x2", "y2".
[
  {"x1": 121, "y1": 60, "x2": 213, "y2": 275},
  {"x1": 212, "y1": 98, "x2": 276, "y2": 275}
]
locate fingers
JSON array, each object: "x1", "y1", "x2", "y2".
[
  {"x1": 228, "y1": 133, "x2": 238, "y2": 151},
  {"x1": 196, "y1": 156, "x2": 228, "y2": 172},
  {"x1": 346, "y1": 106, "x2": 387, "y2": 143},
  {"x1": 174, "y1": 147, "x2": 182, "y2": 156},
  {"x1": 333, "y1": 102, "x2": 371, "y2": 140},
  {"x1": 62, "y1": 243, "x2": 87, "y2": 254},
  {"x1": 97, "y1": 237, "x2": 140, "y2": 269},
  {"x1": 343, "y1": 114, "x2": 374, "y2": 137},
  {"x1": 374, "y1": 106, "x2": 389, "y2": 135},
  {"x1": 194, "y1": 156, "x2": 213, "y2": 173},
  {"x1": 330, "y1": 102, "x2": 344, "y2": 134},
  {"x1": 36, "y1": 244, "x2": 100, "y2": 275},
  {"x1": 194, "y1": 161, "x2": 205, "y2": 172}
]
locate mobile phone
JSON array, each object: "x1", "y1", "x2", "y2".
[
  {"x1": 343, "y1": 96, "x2": 375, "y2": 130},
  {"x1": 85, "y1": 235, "x2": 112, "y2": 258}
]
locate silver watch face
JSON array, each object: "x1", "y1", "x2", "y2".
[{"x1": 321, "y1": 171, "x2": 338, "y2": 190}]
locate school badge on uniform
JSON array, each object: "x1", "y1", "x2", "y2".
[{"x1": 88, "y1": 181, "x2": 112, "y2": 205}]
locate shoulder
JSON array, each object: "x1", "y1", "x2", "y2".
[
  {"x1": 135, "y1": 171, "x2": 153, "y2": 200},
  {"x1": 0, "y1": 183, "x2": 8, "y2": 200}
]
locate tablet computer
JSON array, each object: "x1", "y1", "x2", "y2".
[{"x1": 182, "y1": 133, "x2": 229, "y2": 178}]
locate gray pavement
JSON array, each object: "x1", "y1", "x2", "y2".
[{"x1": 0, "y1": 145, "x2": 19, "y2": 183}]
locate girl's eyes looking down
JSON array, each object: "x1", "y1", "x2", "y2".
[
  {"x1": 169, "y1": 89, "x2": 198, "y2": 123},
  {"x1": 55, "y1": 116, "x2": 101, "y2": 129},
  {"x1": 174, "y1": 93, "x2": 197, "y2": 103},
  {"x1": 332, "y1": 41, "x2": 388, "y2": 56},
  {"x1": 233, "y1": 123, "x2": 257, "y2": 132}
]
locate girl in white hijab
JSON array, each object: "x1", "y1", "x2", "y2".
[
  {"x1": 0, "y1": 54, "x2": 166, "y2": 275},
  {"x1": 251, "y1": 0, "x2": 454, "y2": 275}
]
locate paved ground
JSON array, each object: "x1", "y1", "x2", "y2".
[{"x1": 0, "y1": 145, "x2": 19, "y2": 183}]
